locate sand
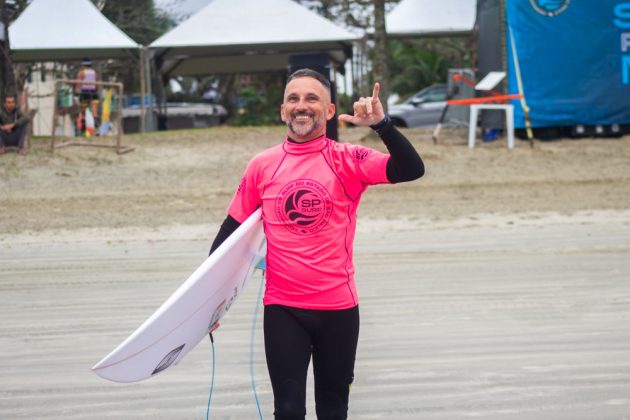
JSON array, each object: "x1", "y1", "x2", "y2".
[{"x1": 1, "y1": 127, "x2": 629, "y2": 419}]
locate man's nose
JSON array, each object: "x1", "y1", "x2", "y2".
[{"x1": 295, "y1": 98, "x2": 309, "y2": 109}]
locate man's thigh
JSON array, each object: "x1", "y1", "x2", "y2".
[
  {"x1": 264, "y1": 305, "x2": 312, "y2": 399},
  {"x1": 311, "y1": 306, "x2": 360, "y2": 405}
]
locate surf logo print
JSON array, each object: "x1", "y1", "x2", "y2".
[
  {"x1": 354, "y1": 147, "x2": 369, "y2": 162},
  {"x1": 529, "y1": 0, "x2": 570, "y2": 17},
  {"x1": 275, "y1": 179, "x2": 332, "y2": 235},
  {"x1": 152, "y1": 344, "x2": 185, "y2": 375},
  {"x1": 237, "y1": 177, "x2": 246, "y2": 194}
]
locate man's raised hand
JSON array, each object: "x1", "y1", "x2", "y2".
[{"x1": 338, "y1": 83, "x2": 386, "y2": 127}]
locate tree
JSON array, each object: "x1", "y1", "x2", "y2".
[
  {"x1": 372, "y1": 0, "x2": 389, "y2": 112},
  {"x1": 0, "y1": 0, "x2": 28, "y2": 100},
  {"x1": 96, "y1": 0, "x2": 174, "y2": 46},
  {"x1": 294, "y1": 0, "x2": 400, "y2": 104},
  {"x1": 295, "y1": 0, "x2": 399, "y2": 33},
  {"x1": 93, "y1": 0, "x2": 175, "y2": 92},
  {"x1": 389, "y1": 37, "x2": 473, "y2": 100}
]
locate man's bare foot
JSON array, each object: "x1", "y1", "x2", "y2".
[
  {"x1": 18, "y1": 148, "x2": 28, "y2": 156},
  {"x1": 0, "y1": 147, "x2": 5, "y2": 155}
]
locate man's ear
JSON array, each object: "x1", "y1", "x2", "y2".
[
  {"x1": 280, "y1": 104, "x2": 286, "y2": 122},
  {"x1": 326, "y1": 103, "x2": 336, "y2": 121}
]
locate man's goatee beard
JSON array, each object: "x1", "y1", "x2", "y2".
[{"x1": 288, "y1": 116, "x2": 321, "y2": 138}]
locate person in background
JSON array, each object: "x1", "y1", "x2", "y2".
[
  {"x1": 75, "y1": 58, "x2": 99, "y2": 133},
  {"x1": 0, "y1": 95, "x2": 31, "y2": 155}
]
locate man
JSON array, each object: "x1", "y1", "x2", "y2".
[
  {"x1": 210, "y1": 68, "x2": 424, "y2": 419},
  {"x1": 0, "y1": 95, "x2": 31, "y2": 155}
]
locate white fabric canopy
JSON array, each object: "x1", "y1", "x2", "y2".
[
  {"x1": 386, "y1": 0, "x2": 477, "y2": 37},
  {"x1": 10, "y1": 0, "x2": 140, "y2": 61},
  {"x1": 150, "y1": 0, "x2": 358, "y2": 76}
]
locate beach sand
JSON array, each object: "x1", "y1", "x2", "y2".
[{"x1": 1, "y1": 127, "x2": 629, "y2": 419}]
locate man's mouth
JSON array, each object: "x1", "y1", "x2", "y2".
[{"x1": 292, "y1": 113, "x2": 314, "y2": 123}]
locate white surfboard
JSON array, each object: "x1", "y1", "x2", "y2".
[{"x1": 92, "y1": 209, "x2": 265, "y2": 383}]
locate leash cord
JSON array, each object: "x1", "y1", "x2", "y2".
[
  {"x1": 205, "y1": 333, "x2": 215, "y2": 420},
  {"x1": 249, "y1": 268, "x2": 265, "y2": 419},
  {"x1": 205, "y1": 263, "x2": 265, "y2": 419}
]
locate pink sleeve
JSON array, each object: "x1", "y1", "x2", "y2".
[
  {"x1": 227, "y1": 159, "x2": 261, "y2": 223},
  {"x1": 346, "y1": 144, "x2": 391, "y2": 185}
]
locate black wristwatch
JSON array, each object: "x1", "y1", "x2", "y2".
[{"x1": 369, "y1": 114, "x2": 391, "y2": 133}]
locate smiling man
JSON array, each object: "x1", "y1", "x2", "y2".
[
  {"x1": 210, "y1": 68, "x2": 425, "y2": 419},
  {"x1": 281, "y1": 73, "x2": 335, "y2": 141}
]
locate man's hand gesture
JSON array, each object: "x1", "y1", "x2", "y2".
[{"x1": 338, "y1": 83, "x2": 385, "y2": 127}]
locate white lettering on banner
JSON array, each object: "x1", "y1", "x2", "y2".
[
  {"x1": 615, "y1": 4, "x2": 630, "y2": 29},
  {"x1": 623, "y1": 56, "x2": 630, "y2": 85},
  {"x1": 615, "y1": 3, "x2": 630, "y2": 84}
]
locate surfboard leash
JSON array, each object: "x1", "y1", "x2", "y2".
[
  {"x1": 249, "y1": 263, "x2": 266, "y2": 419},
  {"x1": 205, "y1": 332, "x2": 216, "y2": 420},
  {"x1": 205, "y1": 261, "x2": 265, "y2": 420}
]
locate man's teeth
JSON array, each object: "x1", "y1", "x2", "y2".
[{"x1": 295, "y1": 115, "x2": 310, "y2": 120}]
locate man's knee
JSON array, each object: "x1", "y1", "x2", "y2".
[
  {"x1": 274, "y1": 379, "x2": 306, "y2": 420},
  {"x1": 0, "y1": 127, "x2": 25, "y2": 147},
  {"x1": 315, "y1": 390, "x2": 348, "y2": 420}
]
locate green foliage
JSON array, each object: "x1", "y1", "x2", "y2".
[
  {"x1": 1, "y1": 0, "x2": 29, "y2": 99},
  {"x1": 91, "y1": 0, "x2": 175, "y2": 94},
  {"x1": 96, "y1": 0, "x2": 175, "y2": 45},
  {"x1": 228, "y1": 76, "x2": 284, "y2": 126},
  {"x1": 295, "y1": 0, "x2": 400, "y2": 30},
  {"x1": 388, "y1": 38, "x2": 472, "y2": 100}
]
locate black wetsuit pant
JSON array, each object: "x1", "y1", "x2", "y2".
[{"x1": 264, "y1": 304, "x2": 360, "y2": 420}]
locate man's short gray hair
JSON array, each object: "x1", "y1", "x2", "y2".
[{"x1": 286, "y1": 68, "x2": 331, "y2": 95}]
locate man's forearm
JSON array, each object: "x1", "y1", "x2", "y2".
[
  {"x1": 209, "y1": 215, "x2": 241, "y2": 256},
  {"x1": 371, "y1": 117, "x2": 425, "y2": 183}
]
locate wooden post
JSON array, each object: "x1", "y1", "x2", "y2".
[
  {"x1": 51, "y1": 79, "x2": 133, "y2": 154},
  {"x1": 116, "y1": 82, "x2": 124, "y2": 153},
  {"x1": 51, "y1": 80, "x2": 59, "y2": 151}
]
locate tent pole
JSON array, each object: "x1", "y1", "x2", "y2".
[
  {"x1": 145, "y1": 48, "x2": 154, "y2": 131},
  {"x1": 139, "y1": 47, "x2": 147, "y2": 134},
  {"x1": 508, "y1": 25, "x2": 534, "y2": 145}
]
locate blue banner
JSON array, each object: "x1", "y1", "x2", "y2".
[{"x1": 506, "y1": 0, "x2": 630, "y2": 128}]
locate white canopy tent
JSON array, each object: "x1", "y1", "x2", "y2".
[
  {"x1": 386, "y1": 0, "x2": 477, "y2": 38},
  {"x1": 9, "y1": 0, "x2": 140, "y2": 62},
  {"x1": 150, "y1": 0, "x2": 358, "y2": 76},
  {"x1": 8, "y1": 0, "x2": 145, "y2": 136}
]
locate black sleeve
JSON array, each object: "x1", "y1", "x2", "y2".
[
  {"x1": 209, "y1": 214, "x2": 241, "y2": 256},
  {"x1": 371, "y1": 117, "x2": 425, "y2": 183}
]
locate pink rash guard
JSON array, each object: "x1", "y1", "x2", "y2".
[{"x1": 227, "y1": 134, "x2": 391, "y2": 310}]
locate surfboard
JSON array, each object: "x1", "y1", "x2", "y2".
[{"x1": 92, "y1": 208, "x2": 265, "y2": 383}]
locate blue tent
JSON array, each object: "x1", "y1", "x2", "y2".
[{"x1": 506, "y1": 1, "x2": 630, "y2": 130}]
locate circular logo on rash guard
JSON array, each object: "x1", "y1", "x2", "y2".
[
  {"x1": 529, "y1": 0, "x2": 570, "y2": 17},
  {"x1": 275, "y1": 179, "x2": 332, "y2": 235}
]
